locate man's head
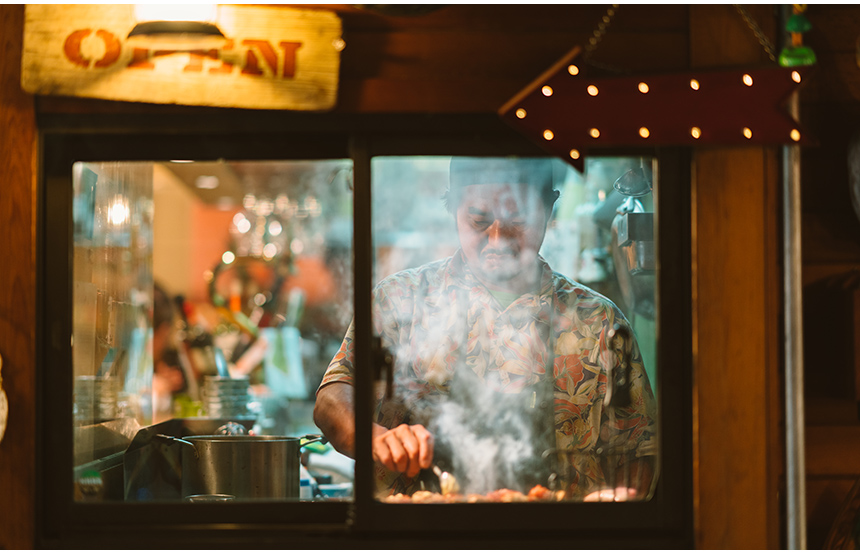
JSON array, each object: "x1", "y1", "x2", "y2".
[{"x1": 445, "y1": 158, "x2": 560, "y2": 293}]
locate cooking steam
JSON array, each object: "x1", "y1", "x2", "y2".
[{"x1": 372, "y1": 156, "x2": 555, "y2": 494}]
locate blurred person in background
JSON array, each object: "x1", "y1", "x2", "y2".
[{"x1": 152, "y1": 282, "x2": 186, "y2": 422}]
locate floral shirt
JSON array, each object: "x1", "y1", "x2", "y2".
[{"x1": 319, "y1": 250, "x2": 657, "y2": 497}]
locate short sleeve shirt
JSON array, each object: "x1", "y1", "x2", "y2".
[{"x1": 319, "y1": 250, "x2": 658, "y2": 497}]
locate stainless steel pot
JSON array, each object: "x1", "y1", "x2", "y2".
[{"x1": 157, "y1": 434, "x2": 326, "y2": 500}]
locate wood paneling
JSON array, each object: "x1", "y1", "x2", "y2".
[
  {"x1": 0, "y1": 4, "x2": 36, "y2": 550},
  {"x1": 806, "y1": 476, "x2": 858, "y2": 548},
  {"x1": 805, "y1": 425, "x2": 860, "y2": 548},
  {"x1": 802, "y1": 6, "x2": 860, "y2": 105},
  {"x1": 799, "y1": 5, "x2": 860, "y2": 547},
  {"x1": 36, "y1": 4, "x2": 690, "y2": 115},
  {"x1": 692, "y1": 146, "x2": 777, "y2": 549},
  {"x1": 806, "y1": 425, "x2": 860, "y2": 475},
  {"x1": 8, "y1": 2, "x2": 843, "y2": 548},
  {"x1": 690, "y1": 4, "x2": 782, "y2": 550}
]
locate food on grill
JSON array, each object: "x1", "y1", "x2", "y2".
[
  {"x1": 382, "y1": 484, "x2": 565, "y2": 503},
  {"x1": 526, "y1": 484, "x2": 556, "y2": 501}
]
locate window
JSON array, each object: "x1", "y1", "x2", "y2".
[
  {"x1": 70, "y1": 159, "x2": 355, "y2": 503},
  {"x1": 355, "y1": 156, "x2": 658, "y2": 503},
  {"x1": 41, "y1": 120, "x2": 690, "y2": 547}
]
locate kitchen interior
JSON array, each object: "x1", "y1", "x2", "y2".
[
  {"x1": 71, "y1": 152, "x2": 657, "y2": 505},
  {"x1": 2, "y1": 3, "x2": 860, "y2": 549}
]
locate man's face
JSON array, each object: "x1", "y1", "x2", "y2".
[{"x1": 455, "y1": 183, "x2": 549, "y2": 292}]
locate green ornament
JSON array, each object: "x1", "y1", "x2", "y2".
[
  {"x1": 779, "y1": 45, "x2": 817, "y2": 67},
  {"x1": 786, "y1": 13, "x2": 812, "y2": 33}
]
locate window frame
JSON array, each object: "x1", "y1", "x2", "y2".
[
  {"x1": 349, "y1": 136, "x2": 692, "y2": 545},
  {"x1": 37, "y1": 113, "x2": 692, "y2": 548}
]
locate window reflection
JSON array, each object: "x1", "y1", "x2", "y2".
[
  {"x1": 72, "y1": 160, "x2": 355, "y2": 502},
  {"x1": 316, "y1": 156, "x2": 658, "y2": 504}
]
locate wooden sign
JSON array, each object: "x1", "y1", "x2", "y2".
[
  {"x1": 500, "y1": 46, "x2": 811, "y2": 171},
  {"x1": 22, "y1": 5, "x2": 342, "y2": 111}
]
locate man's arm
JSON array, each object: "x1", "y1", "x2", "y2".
[
  {"x1": 314, "y1": 382, "x2": 435, "y2": 478},
  {"x1": 314, "y1": 382, "x2": 360, "y2": 457}
]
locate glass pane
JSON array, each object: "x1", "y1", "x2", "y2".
[
  {"x1": 72, "y1": 160, "x2": 354, "y2": 503},
  {"x1": 345, "y1": 156, "x2": 657, "y2": 503}
]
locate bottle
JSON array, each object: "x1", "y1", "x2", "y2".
[{"x1": 299, "y1": 464, "x2": 314, "y2": 500}]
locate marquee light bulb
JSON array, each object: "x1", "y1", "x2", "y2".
[
  {"x1": 742, "y1": 74, "x2": 754, "y2": 87},
  {"x1": 569, "y1": 149, "x2": 581, "y2": 160},
  {"x1": 543, "y1": 129, "x2": 554, "y2": 140},
  {"x1": 691, "y1": 126, "x2": 702, "y2": 139},
  {"x1": 542, "y1": 85, "x2": 553, "y2": 97},
  {"x1": 589, "y1": 128, "x2": 600, "y2": 138},
  {"x1": 790, "y1": 129, "x2": 801, "y2": 141},
  {"x1": 690, "y1": 79, "x2": 700, "y2": 91},
  {"x1": 639, "y1": 127, "x2": 650, "y2": 138},
  {"x1": 638, "y1": 82, "x2": 649, "y2": 93},
  {"x1": 743, "y1": 127, "x2": 753, "y2": 139},
  {"x1": 515, "y1": 108, "x2": 527, "y2": 119},
  {"x1": 568, "y1": 65, "x2": 580, "y2": 75},
  {"x1": 587, "y1": 85, "x2": 599, "y2": 96},
  {"x1": 791, "y1": 71, "x2": 801, "y2": 83}
]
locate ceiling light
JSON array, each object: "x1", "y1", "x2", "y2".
[
  {"x1": 195, "y1": 175, "x2": 219, "y2": 189},
  {"x1": 127, "y1": 4, "x2": 226, "y2": 49}
]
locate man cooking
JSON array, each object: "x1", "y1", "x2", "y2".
[{"x1": 314, "y1": 157, "x2": 657, "y2": 500}]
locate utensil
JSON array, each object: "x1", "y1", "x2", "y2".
[
  {"x1": 185, "y1": 494, "x2": 235, "y2": 502},
  {"x1": 214, "y1": 421, "x2": 248, "y2": 435},
  {"x1": 156, "y1": 433, "x2": 327, "y2": 500},
  {"x1": 214, "y1": 347, "x2": 230, "y2": 377},
  {"x1": 432, "y1": 465, "x2": 460, "y2": 495},
  {"x1": 201, "y1": 375, "x2": 251, "y2": 418}
]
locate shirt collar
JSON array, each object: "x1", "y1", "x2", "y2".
[{"x1": 446, "y1": 248, "x2": 555, "y2": 301}]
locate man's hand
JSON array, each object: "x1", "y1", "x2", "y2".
[
  {"x1": 314, "y1": 383, "x2": 435, "y2": 478},
  {"x1": 372, "y1": 423, "x2": 434, "y2": 478}
]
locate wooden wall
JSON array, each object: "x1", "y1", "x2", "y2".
[
  {"x1": 0, "y1": 4, "x2": 37, "y2": 550},
  {"x1": 38, "y1": 4, "x2": 691, "y2": 115},
  {"x1": 689, "y1": 5, "x2": 782, "y2": 549},
  {"x1": 800, "y1": 5, "x2": 860, "y2": 549},
  {"x1": 5, "y1": 2, "x2": 842, "y2": 549}
]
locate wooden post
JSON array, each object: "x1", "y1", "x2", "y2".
[
  {"x1": 0, "y1": 4, "x2": 37, "y2": 550},
  {"x1": 689, "y1": 4, "x2": 783, "y2": 549}
]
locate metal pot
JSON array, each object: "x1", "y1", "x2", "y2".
[{"x1": 157, "y1": 434, "x2": 326, "y2": 500}]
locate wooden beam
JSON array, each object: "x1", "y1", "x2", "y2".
[
  {"x1": 0, "y1": 4, "x2": 37, "y2": 550},
  {"x1": 690, "y1": 4, "x2": 782, "y2": 549}
]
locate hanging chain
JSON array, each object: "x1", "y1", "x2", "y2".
[
  {"x1": 583, "y1": 5, "x2": 777, "y2": 72},
  {"x1": 583, "y1": 4, "x2": 620, "y2": 60},
  {"x1": 582, "y1": 4, "x2": 631, "y2": 74},
  {"x1": 733, "y1": 4, "x2": 778, "y2": 62}
]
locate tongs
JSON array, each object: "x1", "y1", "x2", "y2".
[{"x1": 420, "y1": 465, "x2": 460, "y2": 495}]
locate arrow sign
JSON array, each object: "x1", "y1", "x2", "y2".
[{"x1": 499, "y1": 46, "x2": 811, "y2": 171}]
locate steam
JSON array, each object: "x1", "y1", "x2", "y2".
[
  {"x1": 381, "y1": 259, "x2": 552, "y2": 495},
  {"x1": 371, "y1": 156, "x2": 563, "y2": 494},
  {"x1": 432, "y1": 385, "x2": 540, "y2": 494}
]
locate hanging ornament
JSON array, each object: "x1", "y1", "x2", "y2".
[{"x1": 779, "y1": 4, "x2": 817, "y2": 67}]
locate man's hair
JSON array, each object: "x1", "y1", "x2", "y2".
[{"x1": 442, "y1": 157, "x2": 561, "y2": 213}]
